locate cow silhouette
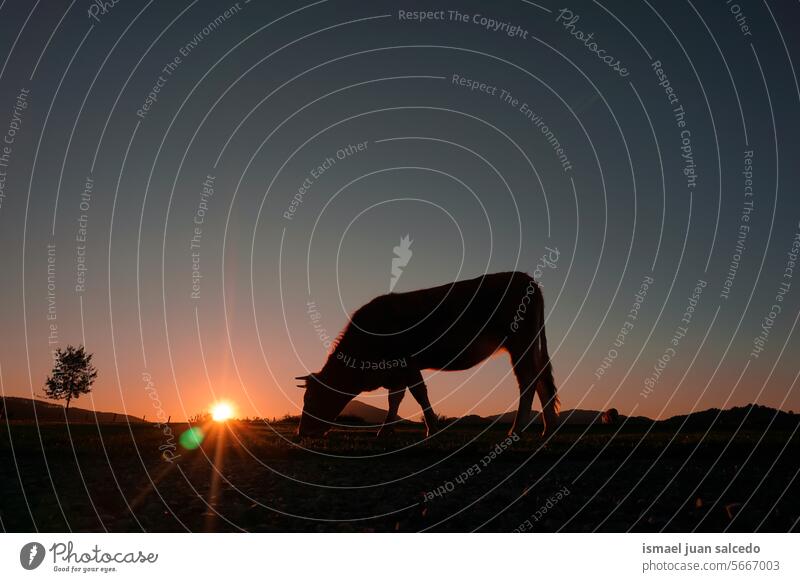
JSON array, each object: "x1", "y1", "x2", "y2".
[{"x1": 296, "y1": 271, "x2": 559, "y2": 438}]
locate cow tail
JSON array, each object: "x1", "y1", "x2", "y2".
[{"x1": 535, "y1": 282, "x2": 559, "y2": 414}]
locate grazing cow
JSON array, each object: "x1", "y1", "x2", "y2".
[{"x1": 296, "y1": 271, "x2": 559, "y2": 438}]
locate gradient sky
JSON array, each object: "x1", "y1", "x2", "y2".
[{"x1": 1, "y1": 0, "x2": 799, "y2": 422}]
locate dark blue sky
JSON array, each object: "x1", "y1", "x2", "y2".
[{"x1": 0, "y1": 0, "x2": 799, "y2": 420}]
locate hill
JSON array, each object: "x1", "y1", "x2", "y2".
[
  {"x1": 341, "y1": 399, "x2": 411, "y2": 424},
  {"x1": 341, "y1": 403, "x2": 794, "y2": 429},
  {"x1": 0, "y1": 396, "x2": 145, "y2": 424},
  {"x1": 661, "y1": 403, "x2": 800, "y2": 430},
  {"x1": 481, "y1": 408, "x2": 646, "y2": 425},
  {"x1": 3, "y1": 395, "x2": 795, "y2": 430}
]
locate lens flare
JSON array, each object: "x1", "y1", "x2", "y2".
[
  {"x1": 210, "y1": 401, "x2": 234, "y2": 422},
  {"x1": 179, "y1": 427, "x2": 204, "y2": 450}
]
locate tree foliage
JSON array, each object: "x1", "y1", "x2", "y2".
[{"x1": 44, "y1": 345, "x2": 98, "y2": 414}]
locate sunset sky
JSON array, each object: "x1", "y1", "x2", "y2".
[{"x1": 0, "y1": 0, "x2": 799, "y2": 422}]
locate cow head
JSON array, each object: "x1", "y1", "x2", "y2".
[{"x1": 296, "y1": 371, "x2": 355, "y2": 438}]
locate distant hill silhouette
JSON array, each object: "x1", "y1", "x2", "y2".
[
  {"x1": 341, "y1": 399, "x2": 412, "y2": 424},
  {"x1": 0, "y1": 396, "x2": 145, "y2": 423},
  {"x1": 3, "y1": 396, "x2": 796, "y2": 429},
  {"x1": 475, "y1": 408, "x2": 650, "y2": 426},
  {"x1": 340, "y1": 402, "x2": 796, "y2": 429},
  {"x1": 661, "y1": 404, "x2": 799, "y2": 430},
  {"x1": 484, "y1": 409, "x2": 603, "y2": 425},
  {"x1": 276, "y1": 399, "x2": 414, "y2": 425}
]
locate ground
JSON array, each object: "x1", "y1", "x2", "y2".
[{"x1": 1, "y1": 421, "x2": 798, "y2": 532}]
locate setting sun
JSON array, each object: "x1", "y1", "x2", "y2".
[{"x1": 210, "y1": 401, "x2": 235, "y2": 422}]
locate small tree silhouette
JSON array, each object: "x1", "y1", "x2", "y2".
[{"x1": 44, "y1": 345, "x2": 98, "y2": 415}]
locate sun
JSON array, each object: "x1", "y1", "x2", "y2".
[{"x1": 210, "y1": 401, "x2": 235, "y2": 422}]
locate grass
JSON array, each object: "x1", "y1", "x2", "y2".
[{"x1": 0, "y1": 420, "x2": 798, "y2": 532}]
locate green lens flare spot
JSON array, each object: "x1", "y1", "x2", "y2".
[{"x1": 179, "y1": 427, "x2": 205, "y2": 450}]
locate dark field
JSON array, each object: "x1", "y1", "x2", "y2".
[{"x1": 1, "y1": 421, "x2": 798, "y2": 532}]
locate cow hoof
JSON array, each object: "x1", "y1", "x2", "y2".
[
  {"x1": 509, "y1": 426, "x2": 529, "y2": 438},
  {"x1": 540, "y1": 427, "x2": 558, "y2": 439},
  {"x1": 376, "y1": 428, "x2": 395, "y2": 439},
  {"x1": 424, "y1": 425, "x2": 439, "y2": 438}
]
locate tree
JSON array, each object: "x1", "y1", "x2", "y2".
[{"x1": 44, "y1": 345, "x2": 98, "y2": 415}]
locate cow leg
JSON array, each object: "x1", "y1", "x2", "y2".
[
  {"x1": 510, "y1": 351, "x2": 539, "y2": 436},
  {"x1": 377, "y1": 386, "x2": 405, "y2": 437},
  {"x1": 407, "y1": 371, "x2": 438, "y2": 437},
  {"x1": 510, "y1": 348, "x2": 558, "y2": 437}
]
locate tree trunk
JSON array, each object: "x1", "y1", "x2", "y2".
[{"x1": 65, "y1": 397, "x2": 71, "y2": 417}]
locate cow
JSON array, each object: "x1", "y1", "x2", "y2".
[{"x1": 296, "y1": 271, "x2": 559, "y2": 438}]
